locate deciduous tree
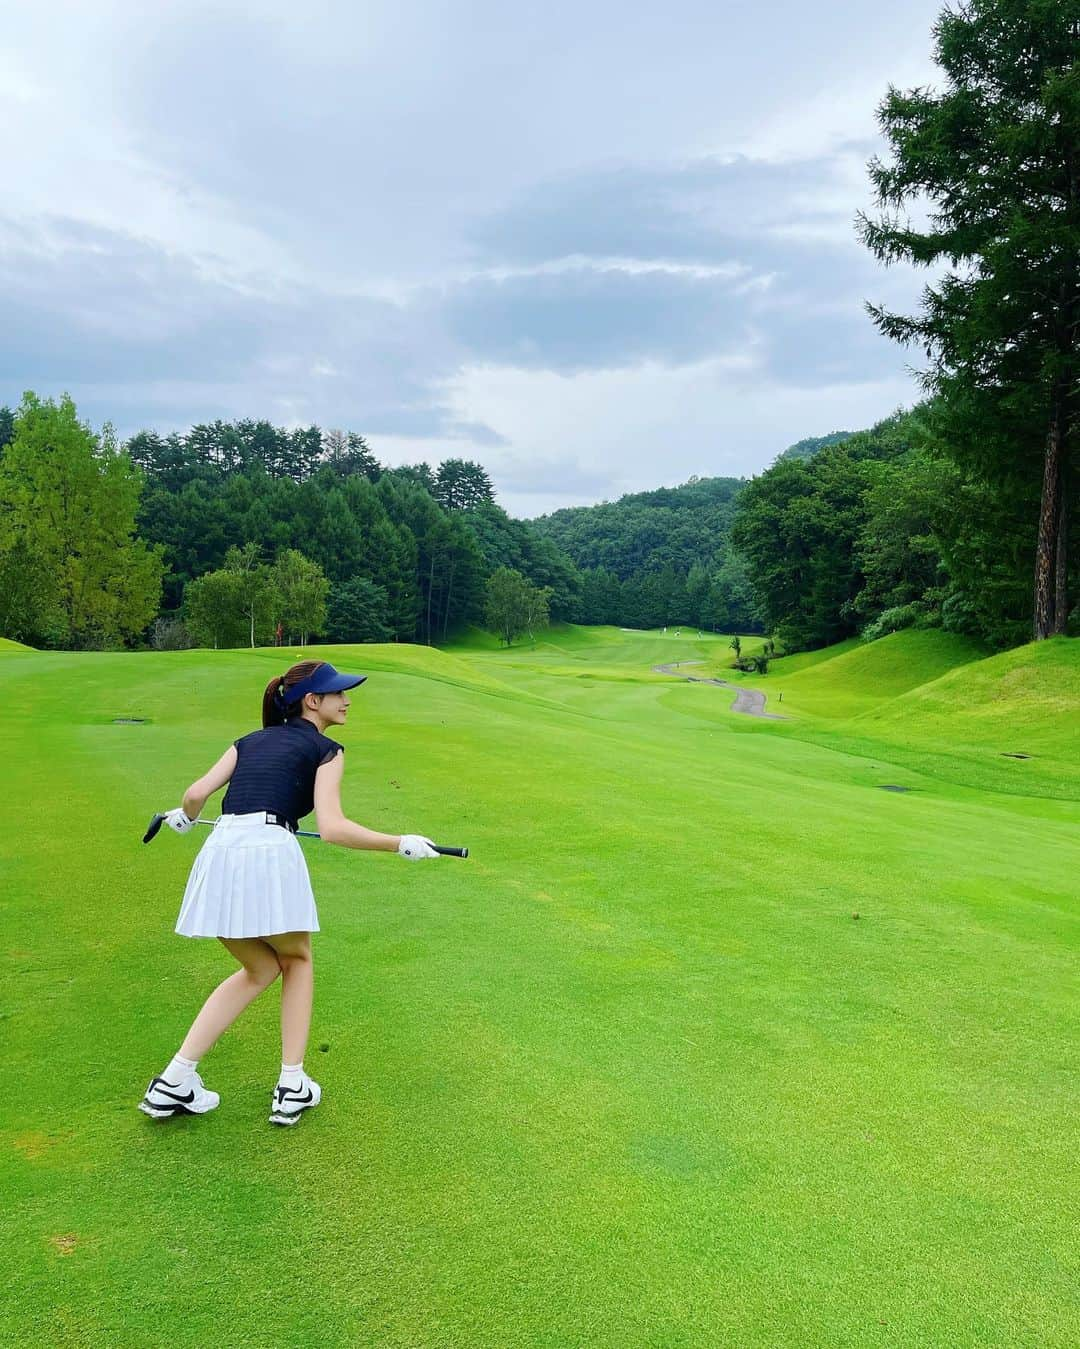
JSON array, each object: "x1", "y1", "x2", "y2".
[
  {"x1": 275, "y1": 549, "x2": 329, "y2": 645},
  {"x1": 0, "y1": 393, "x2": 162, "y2": 647}
]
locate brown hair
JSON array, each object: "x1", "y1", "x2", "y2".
[{"x1": 262, "y1": 660, "x2": 328, "y2": 728}]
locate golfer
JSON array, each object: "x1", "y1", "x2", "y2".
[{"x1": 138, "y1": 659, "x2": 439, "y2": 1127}]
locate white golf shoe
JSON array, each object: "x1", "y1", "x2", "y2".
[
  {"x1": 269, "y1": 1072, "x2": 321, "y2": 1126},
  {"x1": 138, "y1": 1070, "x2": 220, "y2": 1119}
]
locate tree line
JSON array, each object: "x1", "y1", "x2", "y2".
[
  {"x1": 0, "y1": 395, "x2": 767, "y2": 652},
  {"x1": 729, "y1": 405, "x2": 1045, "y2": 651},
  {"x1": 0, "y1": 382, "x2": 1071, "y2": 657},
  {"x1": 0, "y1": 395, "x2": 577, "y2": 650}
]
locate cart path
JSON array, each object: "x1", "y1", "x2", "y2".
[{"x1": 652, "y1": 662, "x2": 788, "y2": 719}]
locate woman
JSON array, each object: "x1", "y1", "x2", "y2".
[{"x1": 138, "y1": 659, "x2": 439, "y2": 1127}]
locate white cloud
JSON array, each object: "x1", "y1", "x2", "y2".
[
  {"x1": 2, "y1": 0, "x2": 945, "y2": 511},
  {"x1": 468, "y1": 256, "x2": 750, "y2": 285},
  {"x1": 366, "y1": 359, "x2": 918, "y2": 517}
]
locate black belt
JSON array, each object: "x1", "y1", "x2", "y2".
[{"x1": 263, "y1": 812, "x2": 298, "y2": 833}]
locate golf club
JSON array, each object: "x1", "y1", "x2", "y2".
[{"x1": 142, "y1": 813, "x2": 468, "y2": 857}]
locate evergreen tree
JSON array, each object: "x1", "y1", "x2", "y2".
[
  {"x1": 859, "y1": 0, "x2": 1080, "y2": 637},
  {"x1": 139, "y1": 477, "x2": 232, "y2": 610},
  {"x1": 386, "y1": 463, "x2": 437, "y2": 493},
  {"x1": 322, "y1": 430, "x2": 381, "y2": 480},
  {"x1": 685, "y1": 561, "x2": 712, "y2": 627},
  {"x1": 385, "y1": 523, "x2": 421, "y2": 640},
  {"x1": 934, "y1": 468, "x2": 1036, "y2": 645},
  {"x1": 463, "y1": 499, "x2": 530, "y2": 573},
  {"x1": 852, "y1": 452, "x2": 950, "y2": 623},
  {"x1": 294, "y1": 478, "x2": 366, "y2": 583},
  {"x1": 704, "y1": 552, "x2": 761, "y2": 634},
  {"x1": 731, "y1": 448, "x2": 874, "y2": 649},
  {"x1": 326, "y1": 578, "x2": 393, "y2": 643},
  {"x1": 434, "y1": 458, "x2": 495, "y2": 511}
]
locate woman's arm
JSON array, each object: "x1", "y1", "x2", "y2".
[
  {"x1": 181, "y1": 745, "x2": 238, "y2": 820},
  {"x1": 313, "y1": 753, "x2": 401, "y2": 851}
]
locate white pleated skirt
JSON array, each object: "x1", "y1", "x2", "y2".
[{"x1": 175, "y1": 813, "x2": 320, "y2": 939}]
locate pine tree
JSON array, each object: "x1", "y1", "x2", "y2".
[
  {"x1": 859, "y1": 0, "x2": 1080, "y2": 638},
  {"x1": 434, "y1": 458, "x2": 495, "y2": 511}
]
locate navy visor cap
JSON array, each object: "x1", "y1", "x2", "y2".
[{"x1": 284, "y1": 663, "x2": 367, "y2": 704}]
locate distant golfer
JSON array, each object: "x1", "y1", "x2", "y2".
[{"x1": 138, "y1": 659, "x2": 439, "y2": 1127}]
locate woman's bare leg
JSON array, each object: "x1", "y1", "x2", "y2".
[
  {"x1": 178, "y1": 938, "x2": 281, "y2": 1060},
  {"x1": 263, "y1": 931, "x2": 313, "y2": 1065}
]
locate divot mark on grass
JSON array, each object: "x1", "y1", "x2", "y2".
[
  {"x1": 878, "y1": 785, "x2": 912, "y2": 793},
  {"x1": 1001, "y1": 752, "x2": 1032, "y2": 759},
  {"x1": 112, "y1": 717, "x2": 147, "y2": 724},
  {"x1": 49, "y1": 1234, "x2": 79, "y2": 1256},
  {"x1": 14, "y1": 1132, "x2": 54, "y2": 1160}
]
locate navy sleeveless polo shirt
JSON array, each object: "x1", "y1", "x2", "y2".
[{"x1": 221, "y1": 718, "x2": 343, "y2": 830}]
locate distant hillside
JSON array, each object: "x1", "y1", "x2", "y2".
[
  {"x1": 531, "y1": 475, "x2": 745, "y2": 578},
  {"x1": 775, "y1": 430, "x2": 856, "y2": 463}
]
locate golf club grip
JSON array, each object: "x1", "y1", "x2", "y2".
[
  {"x1": 435, "y1": 845, "x2": 468, "y2": 858},
  {"x1": 142, "y1": 813, "x2": 165, "y2": 844}
]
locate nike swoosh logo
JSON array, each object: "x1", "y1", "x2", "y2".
[
  {"x1": 153, "y1": 1087, "x2": 196, "y2": 1104},
  {"x1": 149, "y1": 1077, "x2": 196, "y2": 1104},
  {"x1": 276, "y1": 1087, "x2": 313, "y2": 1105}
]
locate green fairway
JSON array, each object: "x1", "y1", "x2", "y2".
[{"x1": 2, "y1": 628, "x2": 1077, "y2": 1346}]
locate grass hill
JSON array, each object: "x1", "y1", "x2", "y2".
[
  {"x1": 0, "y1": 636, "x2": 34, "y2": 652},
  {"x1": 852, "y1": 635, "x2": 1080, "y2": 790},
  {"x1": 761, "y1": 630, "x2": 989, "y2": 720},
  {"x1": 704, "y1": 628, "x2": 1078, "y2": 799}
]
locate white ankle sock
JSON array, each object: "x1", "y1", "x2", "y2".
[
  {"x1": 165, "y1": 1053, "x2": 198, "y2": 1082},
  {"x1": 279, "y1": 1062, "x2": 303, "y2": 1087}
]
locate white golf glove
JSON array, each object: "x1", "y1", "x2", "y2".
[
  {"x1": 164, "y1": 807, "x2": 196, "y2": 835},
  {"x1": 397, "y1": 834, "x2": 439, "y2": 861}
]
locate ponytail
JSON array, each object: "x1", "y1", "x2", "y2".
[{"x1": 261, "y1": 660, "x2": 327, "y2": 727}]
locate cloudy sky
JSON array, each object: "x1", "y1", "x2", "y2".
[{"x1": 2, "y1": 0, "x2": 945, "y2": 515}]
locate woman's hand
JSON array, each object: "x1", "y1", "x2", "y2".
[
  {"x1": 163, "y1": 807, "x2": 196, "y2": 834},
  {"x1": 397, "y1": 835, "x2": 439, "y2": 861}
]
